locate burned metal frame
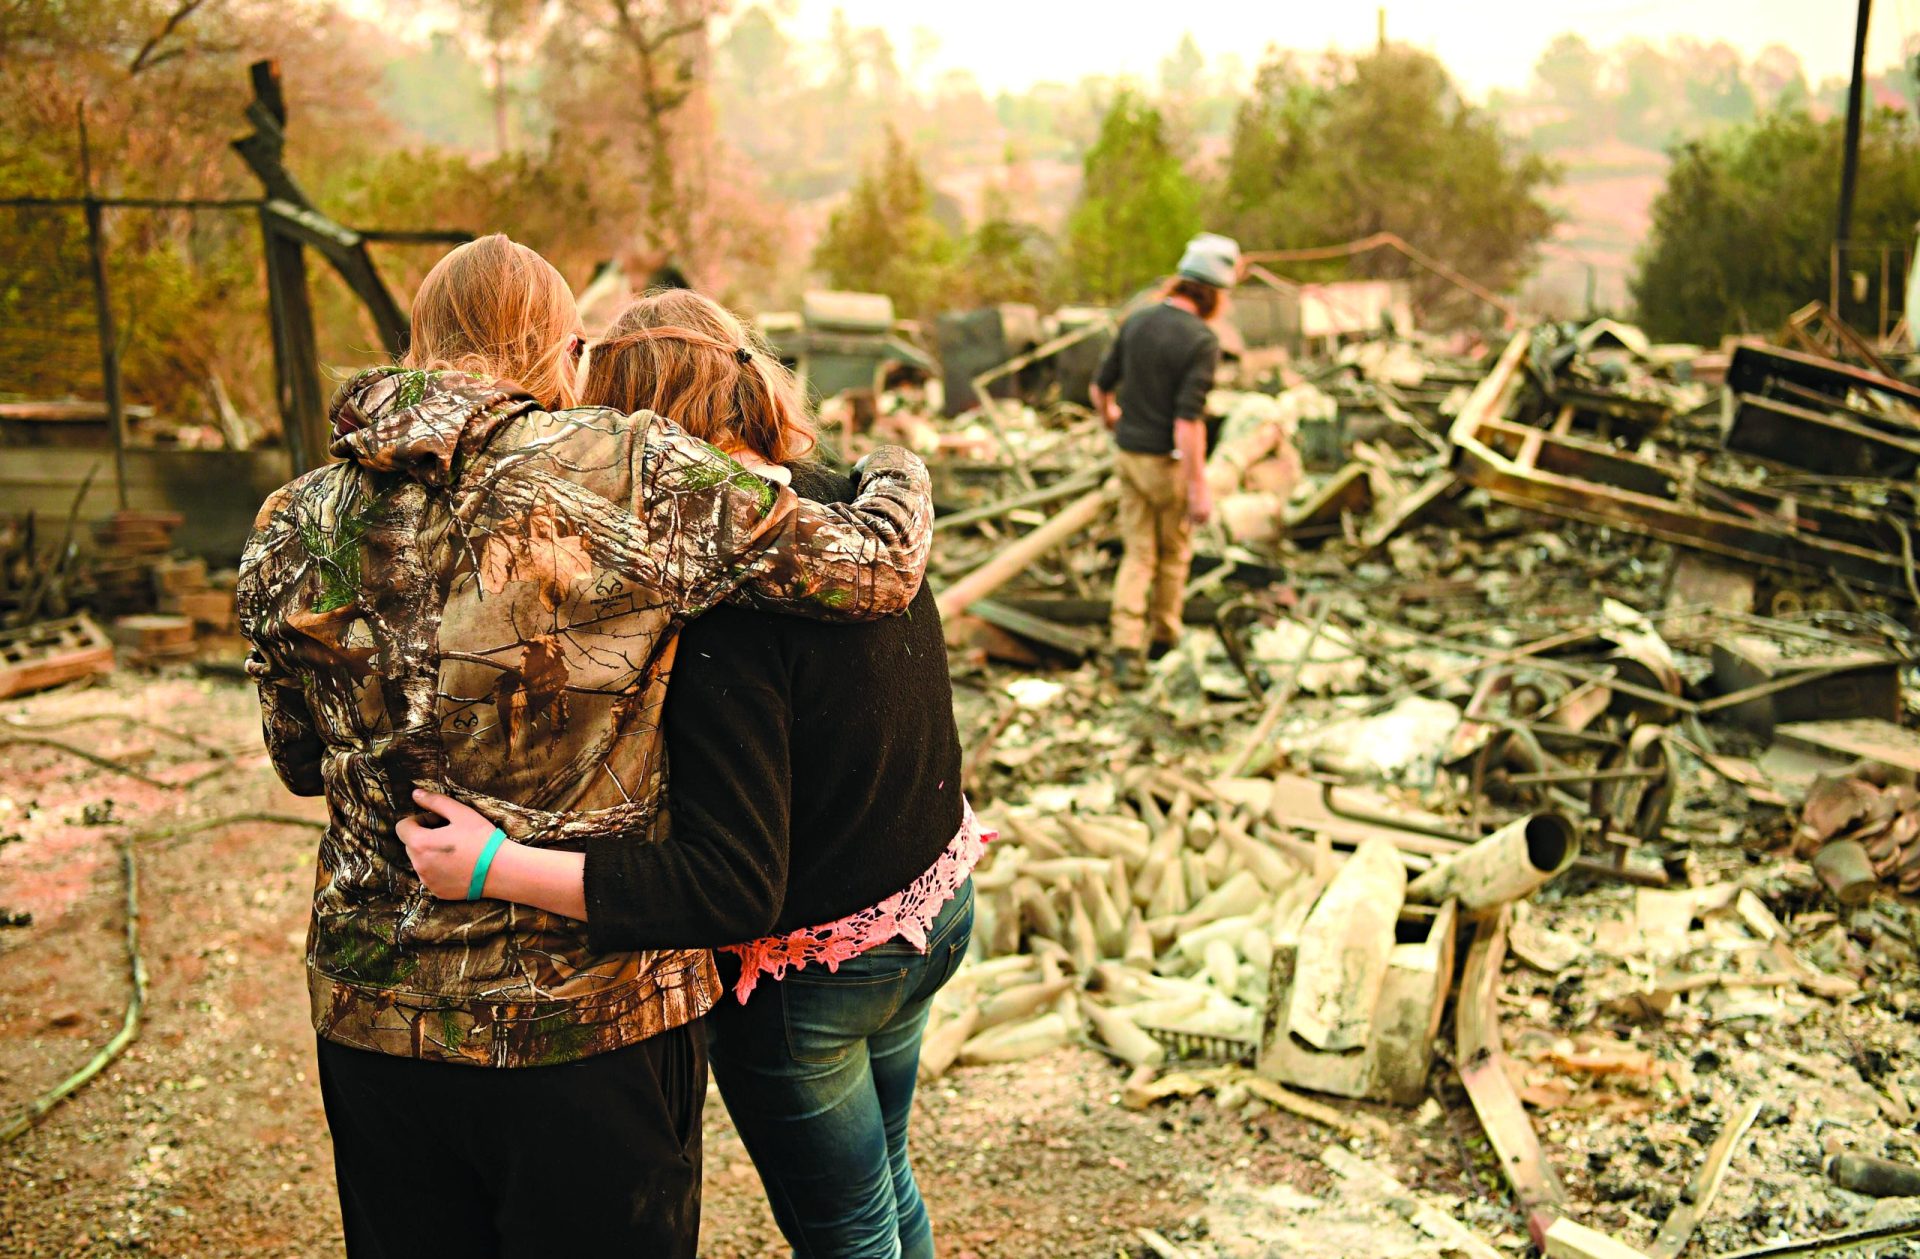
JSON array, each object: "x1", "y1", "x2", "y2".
[
  {"x1": 1241, "y1": 232, "x2": 1520, "y2": 327},
  {"x1": 1781, "y1": 300, "x2": 1899, "y2": 378},
  {"x1": 1724, "y1": 391, "x2": 1920, "y2": 479},
  {"x1": 0, "y1": 61, "x2": 469, "y2": 483},
  {"x1": 1449, "y1": 331, "x2": 1920, "y2": 600},
  {"x1": 1728, "y1": 338, "x2": 1920, "y2": 412},
  {"x1": 231, "y1": 60, "x2": 472, "y2": 474}
]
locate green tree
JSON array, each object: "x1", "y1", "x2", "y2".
[
  {"x1": 721, "y1": 5, "x2": 791, "y2": 84},
  {"x1": 1535, "y1": 33, "x2": 1602, "y2": 112},
  {"x1": 1062, "y1": 90, "x2": 1200, "y2": 303},
  {"x1": 544, "y1": 0, "x2": 723, "y2": 266},
  {"x1": 453, "y1": 0, "x2": 543, "y2": 155},
  {"x1": 1212, "y1": 52, "x2": 1321, "y2": 249},
  {"x1": 380, "y1": 32, "x2": 495, "y2": 151},
  {"x1": 1214, "y1": 45, "x2": 1557, "y2": 320},
  {"x1": 1632, "y1": 108, "x2": 1920, "y2": 340},
  {"x1": 1615, "y1": 39, "x2": 1685, "y2": 147},
  {"x1": 1532, "y1": 33, "x2": 1604, "y2": 147},
  {"x1": 1749, "y1": 45, "x2": 1809, "y2": 111},
  {"x1": 953, "y1": 184, "x2": 1053, "y2": 308},
  {"x1": 810, "y1": 127, "x2": 956, "y2": 317},
  {"x1": 1160, "y1": 33, "x2": 1205, "y2": 99},
  {"x1": 1675, "y1": 39, "x2": 1755, "y2": 127}
]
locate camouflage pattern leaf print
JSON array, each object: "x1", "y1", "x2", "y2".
[
  {"x1": 237, "y1": 367, "x2": 933, "y2": 1067},
  {"x1": 476, "y1": 504, "x2": 596, "y2": 611}
]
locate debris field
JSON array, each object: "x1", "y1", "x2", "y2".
[{"x1": 8, "y1": 315, "x2": 1920, "y2": 1258}]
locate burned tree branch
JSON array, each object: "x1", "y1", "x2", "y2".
[{"x1": 127, "y1": 0, "x2": 209, "y2": 76}]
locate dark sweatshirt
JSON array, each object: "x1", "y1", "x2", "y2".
[
  {"x1": 1096, "y1": 301, "x2": 1220, "y2": 455},
  {"x1": 581, "y1": 460, "x2": 965, "y2": 952}
]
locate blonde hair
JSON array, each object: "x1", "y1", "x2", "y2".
[
  {"x1": 404, "y1": 234, "x2": 583, "y2": 409},
  {"x1": 583, "y1": 289, "x2": 816, "y2": 464}
]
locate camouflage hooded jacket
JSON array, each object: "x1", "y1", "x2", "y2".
[{"x1": 236, "y1": 368, "x2": 933, "y2": 1067}]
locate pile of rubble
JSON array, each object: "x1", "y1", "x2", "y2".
[
  {"x1": 1799, "y1": 770, "x2": 1920, "y2": 900},
  {"x1": 5, "y1": 283, "x2": 1919, "y2": 1253},
  {"x1": 0, "y1": 507, "x2": 240, "y2": 699},
  {"x1": 925, "y1": 315, "x2": 1920, "y2": 1257}
]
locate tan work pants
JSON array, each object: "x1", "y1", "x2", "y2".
[{"x1": 1111, "y1": 450, "x2": 1193, "y2": 653}]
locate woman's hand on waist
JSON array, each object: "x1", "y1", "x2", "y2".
[
  {"x1": 397, "y1": 790, "x2": 508, "y2": 899},
  {"x1": 397, "y1": 789, "x2": 589, "y2": 918}
]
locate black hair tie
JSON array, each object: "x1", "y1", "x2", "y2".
[{"x1": 735, "y1": 346, "x2": 753, "y2": 365}]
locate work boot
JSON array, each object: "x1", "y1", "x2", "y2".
[{"x1": 1112, "y1": 649, "x2": 1146, "y2": 691}]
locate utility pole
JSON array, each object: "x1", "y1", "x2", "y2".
[
  {"x1": 1377, "y1": 7, "x2": 1386, "y2": 50},
  {"x1": 77, "y1": 104, "x2": 128, "y2": 511},
  {"x1": 1837, "y1": 0, "x2": 1872, "y2": 254}
]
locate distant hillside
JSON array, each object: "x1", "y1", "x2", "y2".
[
  {"x1": 1495, "y1": 33, "x2": 1917, "y2": 323},
  {"x1": 1525, "y1": 140, "x2": 1670, "y2": 319}
]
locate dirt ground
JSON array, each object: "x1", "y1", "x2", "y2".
[{"x1": 0, "y1": 674, "x2": 1415, "y2": 1259}]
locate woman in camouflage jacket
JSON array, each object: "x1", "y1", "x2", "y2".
[{"x1": 235, "y1": 236, "x2": 934, "y2": 1257}]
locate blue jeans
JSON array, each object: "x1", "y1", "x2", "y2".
[{"x1": 708, "y1": 880, "x2": 976, "y2": 1259}]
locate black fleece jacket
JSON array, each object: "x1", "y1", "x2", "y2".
[{"x1": 581, "y1": 460, "x2": 965, "y2": 951}]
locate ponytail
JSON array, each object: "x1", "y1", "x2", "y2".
[{"x1": 582, "y1": 291, "x2": 816, "y2": 464}]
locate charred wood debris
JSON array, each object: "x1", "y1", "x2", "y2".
[
  {"x1": 0, "y1": 508, "x2": 239, "y2": 699},
  {"x1": 884, "y1": 311, "x2": 1920, "y2": 1258},
  {"x1": 9, "y1": 307, "x2": 1920, "y2": 1254}
]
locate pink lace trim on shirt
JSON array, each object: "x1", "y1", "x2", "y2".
[{"x1": 719, "y1": 801, "x2": 993, "y2": 1003}]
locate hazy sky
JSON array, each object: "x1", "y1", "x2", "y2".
[{"x1": 777, "y1": 0, "x2": 1920, "y2": 99}]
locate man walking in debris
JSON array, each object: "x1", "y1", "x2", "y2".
[{"x1": 1091, "y1": 232, "x2": 1238, "y2": 689}]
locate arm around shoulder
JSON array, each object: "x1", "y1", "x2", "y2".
[
  {"x1": 735, "y1": 444, "x2": 933, "y2": 620},
  {"x1": 638, "y1": 424, "x2": 933, "y2": 623}
]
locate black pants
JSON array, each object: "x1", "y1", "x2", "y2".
[{"x1": 316, "y1": 1022, "x2": 706, "y2": 1259}]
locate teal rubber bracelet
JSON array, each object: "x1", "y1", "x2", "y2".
[{"x1": 466, "y1": 828, "x2": 508, "y2": 901}]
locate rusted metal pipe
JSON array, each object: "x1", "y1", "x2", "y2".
[
  {"x1": 1826, "y1": 1152, "x2": 1920, "y2": 1198},
  {"x1": 1406, "y1": 813, "x2": 1580, "y2": 912}
]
